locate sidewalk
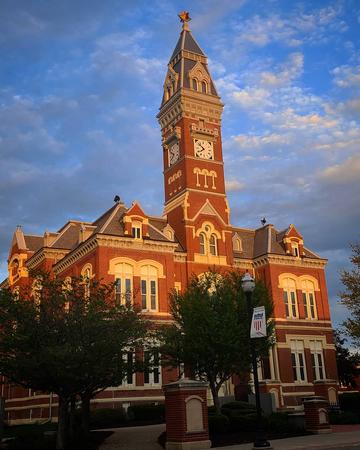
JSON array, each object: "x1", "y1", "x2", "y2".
[{"x1": 216, "y1": 426, "x2": 360, "y2": 450}]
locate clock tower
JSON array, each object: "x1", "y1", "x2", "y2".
[{"x1": 157, "y1": 12, "x2": 233, "y2": 266}]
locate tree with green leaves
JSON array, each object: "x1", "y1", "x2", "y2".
[
  {"x1": 159, "y1": 270, "x2": 274, "y2": 414},
  {"x1": 341, "y1": 242, "x2": 360, "y2": 346},
  {"x1": 334, "y1": 330, "x2": 360, "y2": 388},
  {"x1": 0, "y1": 273, "x2": 147, "y2": 450}
]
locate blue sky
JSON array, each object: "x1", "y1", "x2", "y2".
[{"x1": 0, "y1": 0, "x2": 359, "y2": 329}]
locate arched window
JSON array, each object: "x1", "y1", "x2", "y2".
[
  {"x1": 301, "y1": 279, "x2": 317, "y2": 319},
  {"x1": 81, "y1": 264, "x2": 92, "y2": 299},
  {"x1": 209, "y1": 234, "x2": 217, "y2": 256},
  {"x1": 140, "y1": 265, "x2": 158, "y2": 312},
  {"x1": 114, "y1": 262, "x2": 133, "y2": 306},
  {"x1": 233, "y1": 236, "x2": 242, "y2": 252},
  {"x1": 201, "y1": 81, "x2": 207, "y2": 93},
  {"x1": 282, "y1": 277, "x2": 298, "y2": 318},
  {"x1": 199, "y1": 233, "x2": 206, "y2": 255},
  {"x1": 31, "y1": 276, "x2": 43, "y2": 305},
  {"x1": 192, "y1": 79, "x2": 198, "y2": 91}
]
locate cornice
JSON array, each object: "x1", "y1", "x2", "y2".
[
  {"x1": 233, "y1": 258, "x2": 254, "y2": 270},
  {"x1": 53, "y1": 237, "x2": 98, "y2": 274},
  {"x1": 27, "y1": 248, "x2": 70, "y2": 270},
  {"x1": 54, "y1": 234, "x2": 179, "y2": 275},
  {"x1": 253, "y1": 254, "x2": 327, "y2": 269}
]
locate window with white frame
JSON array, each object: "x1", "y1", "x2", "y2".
[
  {"x1": 121, "y1": 350, "x2": 135, "y2": 386},
  {"x1": 144, "y1": 349, "x2": 161, "y2": 386},
  {"x1": 198, "y1": 225, "x2": 218, "y2": 257},
  {"x1": 131, "y1": 221, "x2": 142, "y2": 239},
  {"x1": 114, "y1": 262, "x2": 133, "y2": 306},
  {"x1": 199, "y1": 233, "x2": 206, "y2": 255},
  {"x1": 140, "y1": 265, "x2": 158, "y2": 311},
  {"x1": 310, "y1": 340, "x2": 325, "y2": 381},
  {"x1": 291, "y1": 242, "x2": 300, "y2": 257},
  {"x1": 302, "y1": 280, "x2": 317, "y2": 319},
  {"x1": 290, "y1": 340, "x2": 307, "y2": 382},
  {"x1": 282, "y1": 278, "x2": 298, "y2": 318},
  {"x1": 81, "y1": 264, "x2": 92, "y2": 299},
  {"x1": 209, "y1": 234, "x2": 217, "y2": 256}
]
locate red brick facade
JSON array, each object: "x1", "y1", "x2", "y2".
[{"x1": 1, "y1": 17, "x2": 338, "y2": 424}]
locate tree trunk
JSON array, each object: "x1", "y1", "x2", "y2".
[
  {"x1": 69, "y1": 395, "x2": 76, "y2": 441},
  {"x1": 210, "y1": 382, "x2": 221, "y2": 415},
  {"x1": 56, "y1": 396, "x2": 69, "y2": 450},
  {"x1": 81, "y1": 393, "x2": 91, "y2": 437}
]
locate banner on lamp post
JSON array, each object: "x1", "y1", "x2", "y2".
[{"x1": 250, "y1": 306, "x2": 267, "y2": 338}]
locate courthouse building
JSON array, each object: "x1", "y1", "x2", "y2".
[{"x1": 1, "y1": 13, "x2": 338, "y2": 423}]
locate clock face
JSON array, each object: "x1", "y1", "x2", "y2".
[
  {"x1": 169, "y1": 142, "x2": 180, "y2": 166},
  {"x1": 194, "y1": 139, "x2": 214, "y2": 160}
]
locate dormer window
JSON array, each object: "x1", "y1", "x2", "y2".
[
  {"x1": 199, "y1": 233, "x2": 206, "y2": 254},
  {"x1": 132, "y1": 227, "x2": 141, "y2": 239},
  {"x1": 192, "y1": 79, "x2": 198, "y2": 91},
  {"x1": 292, "y1": 242, "x2": 300, "y2": 257},
  {"x1": 201, "y1": 81, "x2": 207, "y2": 93},
  {"x1": 131, "y1": 221, "x2": 142, "y2": 239}
]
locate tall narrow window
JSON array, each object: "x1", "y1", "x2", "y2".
[
  {"x1": 114, "y1": 263, "x2": 133, "y2": 306},
  {"x1": 121, "y1": 351, "x2": 135, "y2": 386},
  {"x1": 209, "y1": 234, "x2": 217, "y2": 256},
  {"x1": 192, "y1": 79, "x2": 198, "y2": 91},
  {"x1": 140, "y1": 265, "x2": 158, "y2": 312},
  {"x1": 310, "y1": 341, "x2": 325, "y2": 380},
  {"x1": 199, "y1": 233, "x2": 206, "y2": 255},
  {"x1": 144, "y1": 349, "x2": 161, "y2": 386},
  {"x1": 290, "y1": 340, "x2": 307, "y2": 382},
  {"x1": 282, "y1": 278, "x2": 298, "y2": 318},
  {"x1": 81, "y1": 265, "x2": 92, "y2": 299},
  {"x1": 302, "y1": 280, "x2": 317, "y2": 319},
  {"x1": 201, "y1": 81, "x2": 207, "y2": 93}
]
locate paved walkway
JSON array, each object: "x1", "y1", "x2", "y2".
[
  {"x1": 99, "y1": 424, "x2": 165, "y2": 450},
  {"x1": 98, "y1": 424, "x2": 360, "y2": 450}
]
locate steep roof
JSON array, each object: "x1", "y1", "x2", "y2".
[{"x1": 169, "y1": 28, "x2": 205, "y2": 61}]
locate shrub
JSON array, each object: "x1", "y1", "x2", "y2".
[
  {"x1": 228, "y1": 413, "x2": 257, "y2": 432},
  {"x1": 90, "y1": 408, "x2": 127, "y2": 429},
  {"x1": 207, "y1": 405, "x2": 217, "y2": 416},
  {"x1": 127, "y1": 404, "x2": 165, "y2": 422},
  {"x1": 330, "y1": 411, "x2": 360, "y2": 425},
  {"x1": 221, "y1": 401, "x2": 256, "y2": 411},
  {"x1": 339, "y1": 393, "x2": 360, "y2": 413},
  {"x1": 208, "y1": 414, "x2": 230, "y2": 434},
  {"x1": 222, "y1": 408, "x2": 257, "y2": 418}
]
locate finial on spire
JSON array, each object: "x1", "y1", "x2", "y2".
[{"x1": 178, "y1": 11, "x2": 191, "y2": 30}]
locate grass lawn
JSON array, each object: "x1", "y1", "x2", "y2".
[{"x1": 2, "y1": 423, "x2": 112, "y2": 450}]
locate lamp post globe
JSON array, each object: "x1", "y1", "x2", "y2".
[{"x1": 241, "y1": 272, "x2": 255, "y2": 293}]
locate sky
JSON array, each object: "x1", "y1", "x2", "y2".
[{"x1": 0, "y1": 0, "x2": 359, "y2": 329}]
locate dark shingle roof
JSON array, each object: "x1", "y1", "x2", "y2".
[
  {"x1": 24, "y1": 235, "x2": 43, "y2": 252},
  {"x1": 170, "y1": 30, "x2": 205, "y2": 61}
]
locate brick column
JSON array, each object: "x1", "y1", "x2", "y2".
[
  {"x1": 163, "y1": 379, "x2": 211, "y2": 450},
  {"x1": 303, "y1": 396, "x2": 332, "y2": 434}
]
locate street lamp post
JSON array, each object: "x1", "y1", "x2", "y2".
[{"x1": 241, "y1": 272, "x2": 271, "y2": 449}]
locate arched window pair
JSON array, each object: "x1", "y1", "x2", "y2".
[
  {"x1": 281, "y1": 276, "x2": 317, "y2": 320},
  {"x1": 192, "y1": 79, "x2": 207, "y2": 93},
  {"x1": 199, "y1": 232, "x2": 217, "y2": 256}
]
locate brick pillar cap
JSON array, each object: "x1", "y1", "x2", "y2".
[
  {"x1": 302, "y1": 396, "x2": 328, "y2": 404},
  {"x1": 163, "y1": 378, "x2": 209, "y2": 392}
]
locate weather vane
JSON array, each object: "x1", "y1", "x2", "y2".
[{"x1": 178, "y1": 11, "x2": 191, "y2": 30}]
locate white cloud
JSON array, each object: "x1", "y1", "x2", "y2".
[
  {"x1": 225, "y1": 179, "x2": 246, "y2": 192},
  {"x1": 233, "y1": 133, "x2": 289, "y2": 148},
  {"x1": 332, "y1": 65, "x2": 360, "y2": 88},
  {"x1": 318, "y1": 155, "x2": 360, "y2": 184},
  {"x1": 231, "y1": 87, "x2": 271, "y2": 108},
  {"x1": 260, "y1": 53, "x2": 304, "y2": 88}
]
